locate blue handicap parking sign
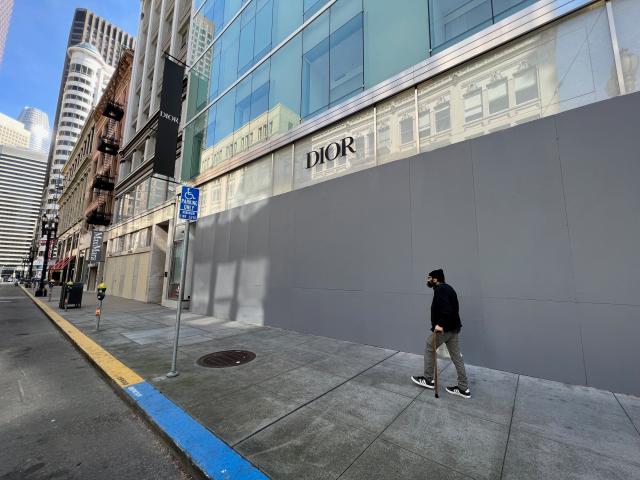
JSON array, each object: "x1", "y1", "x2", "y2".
[{"x1": 179, "y1": 186, "x2": 200, "y2": 221}]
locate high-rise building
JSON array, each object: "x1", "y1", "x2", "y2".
[
  {"x1": 55, "y1": 48, "x2": 134, "y2": 291},
  {"x1": 0, "y1": 112, "x2": 29, "y2": 148},
  {"x1": 0, "y1": 0, "x2": 13, "y2": 68},
  {"x1": 0, "y1": 145, "x2": 47, "y2": 276},
  {"x1": 44, "y1": 42, "x2": 114, "y2": 218},
  {"x1": 18, "y1": 107, "x2": 51, "y2": 154},
  {"x1": 177, "y1": 0, "x2": 640, "y2": 394},
  {"x1": 38, "y1": 11, "x2": 134, "y2": 263},
  {"x1": 104, "y1": 0, "x2": 191, "y2": 304}
]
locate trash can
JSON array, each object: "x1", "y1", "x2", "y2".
[{"x1": 59, "y1": 282, "x2": 83, "y2": 309}]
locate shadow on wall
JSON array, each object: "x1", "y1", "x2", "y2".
[{"x1": 190, "y1": 93, "x2": 640, "y2": 396}]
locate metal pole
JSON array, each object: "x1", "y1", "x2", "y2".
[
  {"x1": 167, "y1": 220, "x2": 190, "y2": 377},
  {"x1": 37, "y1": 229, "x2": 52, "y2": 296},
  {"x1": 96, "y1": 299, "x2": 103, "y2": 332}
]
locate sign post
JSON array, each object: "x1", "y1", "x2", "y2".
[{"x1": 167, "y1": 186, "x2": 199, "y2": 378}]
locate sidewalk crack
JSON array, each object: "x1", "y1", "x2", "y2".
[{"x1": 499, "y1": 374, "x2": 519, "y2": 479}]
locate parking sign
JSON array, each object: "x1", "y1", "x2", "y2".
[{"x1": 179, "y1": 186, "x2": 199, "y2": 221}]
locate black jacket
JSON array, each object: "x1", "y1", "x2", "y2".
[{"x1": 430, "y1": 283, "x2": 462, "y2": 332}]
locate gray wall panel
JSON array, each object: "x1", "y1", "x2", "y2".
[
  {"x1": 361, "y1": 162, "x2": 414, "y2": 294},
  {"x1": 471, "y1": 118, "x2": 575, "y2": 302},
  {"x1": 555, "y1": 95, "x2": 640, "y2": 306},
  {"x1": 190, "y1": 92, "x2": 640, "y2": 394},
  {"x1": 409, "y1": 142, "x2": 481, "y2": 298},
  {"x1": 579, "y1": 303, "x2": 640, "y2": 396},
  {"x1": 267, "y1": 194, "x2": 295, "y2": 288},
  {"x1": 292, "y1": 173, "x2": 368, "y2": 291},
  {"x1": 480, "y1": 297, "x2": 586, "y2": 385}
]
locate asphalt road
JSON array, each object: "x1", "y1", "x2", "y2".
[{"x1": 0, "y1": 284, "x2": 191, "y2": 480}]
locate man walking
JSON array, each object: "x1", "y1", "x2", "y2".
[{"x1": 411, "y1": 269, "x2": 471, "y2": 398}]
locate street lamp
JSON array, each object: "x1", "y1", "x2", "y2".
[
  {"x1": 27, "y1": 245, "x2": 37, "y2": 286},
  {"x1": 35, "y1": 213, "x2": 59, "y2": 297}
]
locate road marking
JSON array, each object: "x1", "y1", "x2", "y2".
[
  {"x1": 21, "y1": 286, "x2": 268, "y2": 479},
  {"x1": 22, "y1": 288, "x2": 143, "y2": 387},
  {"x1": 125, "y1": 382, "x2": 268, "y2": 480}
]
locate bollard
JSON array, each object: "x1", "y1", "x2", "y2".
[
  {"x1": 96, "y1": 283, "x2": 107, "y2": 332},
  {"x1": 48, "y1": 281, "x2": 54, "y2": 302}
]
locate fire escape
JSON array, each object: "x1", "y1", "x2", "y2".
[{"x1": 85, "y1": 100, "x2": 124, "y2": 226}]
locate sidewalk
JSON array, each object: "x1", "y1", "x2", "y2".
[{"x1": 46, "y1": 294, "x2": 640, "y2": 479}]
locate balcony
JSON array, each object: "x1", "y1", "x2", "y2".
[
  {"x1": 97, "y1": 135, "x2": 120, "y2": 155},
  {"x1": 85, "y1": 192, "x2": 114, "y2": 226},
  {"x1": 92, "y1": 174, "x2": 116, "y2": 191},
  {"x1": 103, "y1": 100, "x2": 124, "y2": 121},
  {"x1": 86, "y1": 210, "x2": 112, "y2": 226}
]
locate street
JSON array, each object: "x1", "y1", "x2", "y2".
[{"x1": 0, "y1": 284, "x2": 191, "y2": 480}]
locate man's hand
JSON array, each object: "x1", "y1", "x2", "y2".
[{"x1": 434, "y1": 325, "x2": 443, "y2": 333}]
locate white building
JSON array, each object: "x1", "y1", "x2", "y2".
[
  {"x1": 0, "y1": 145, "x2": 47, "y2": 276},
  {"x1": 0, "y1": 112, "x2": 30, "y2": 148},
  {"x1": 18, "y1": 107, "x2": 51, "y2": 154},
  {"x1": 45, "y1": 42, "x2": 114, "y2": 219},
  {"x1": 105, "y1": 0, "x2": 191, "y2": 305}
]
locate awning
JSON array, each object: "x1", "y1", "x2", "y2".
[{"x1": 50, "y1": 257, "x2": 72, "y2": 271}]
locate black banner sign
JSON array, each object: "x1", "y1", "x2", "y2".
[
  {"x1": 154, "y1": 57, "x2": 185, "y2": 177},
  {"x1": 89, "y1": 230, "x2": 105, "y2": 263}
]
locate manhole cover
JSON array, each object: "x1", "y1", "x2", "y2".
[{"x1": 196, "y1": 350, "x2": 256, "y2": 368}]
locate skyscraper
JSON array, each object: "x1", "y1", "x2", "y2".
[
  {"x1": 38, "y1": 10, "x2": 134, "y2": 264},
  {"x1": 45, "y1": 42, "x2": 113, "y2": 218},
  {"x1": 18, "y1": 107, "x2": 50, "y2": 154},
  {"x1": 0, "y1": 0, "x2": 13, "y2": 68},
  {"x1": 0, "y1": 145, "x2": 47, "y2": 276},
  {"x1": 0, "y1": 112, "x2": 29, "y2": 148}
]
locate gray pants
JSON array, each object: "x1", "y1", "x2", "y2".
[{"x1": 424, "y1": 331, "x2": 469, "y2": 391}]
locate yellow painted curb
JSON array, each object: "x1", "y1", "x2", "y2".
[{"x1": 22, "y1": 286, "x2": 143, "y2": 388}]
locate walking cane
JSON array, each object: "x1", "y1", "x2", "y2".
[{"x1": 433, "y1": 332, "x2": 439, "y2": 398}]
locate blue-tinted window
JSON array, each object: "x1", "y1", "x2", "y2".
[
  {"x1": 272, "y1": 0, "x2": 302, "y2": 45},
  {"x1": 493, "y1": 0, "x2": 536, "y2": 21},
  {"x1": 215, "y1": 88, "x2": 237, "y2": 142},
  {"x1": 238, "y1": 2, "x2": 256, "y2": 75},
  {"x1": 251, "y1": 60, "x2": 270, "y2": 120},
  {"x1": 429, "y1": 0, "x2": 493, "y2": 52},
  {"x1": 270, "y1": 34, "x2": 302, "y2": 133},
  {"x1": 219, "y1": 20, "x2": 240, "y2": 90},
  {"x1": 329, "y1": 12, "x2": 363, "y2": 105},
  {"x1": 364, "y1": 0, "x2": 429, "y2": 88},
  {"x1": 224, "y1": 0, "x2": 243, "y2": 23},
  {"x1": 203, "y1": 0, "x2": 225, "y2": 36},
  {"x1": 235, "y1": 76, "x2": 252, "y2": 129},
  {"x1": 208, "y1": 42, "x2": 221, "y2": 101},
  {"x1": 304, "y1": 0, "x2": 326, "y2": 20},
  {"x1": 302, "y1": 11, "x2": 330, "y2": 118},
  {"x1": 254, "y1": 0, "x2": 273, "y2": 61}
]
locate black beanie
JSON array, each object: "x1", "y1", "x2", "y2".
[{"x1": 429, "y1": 269, "x2": 445, "y2": 283}]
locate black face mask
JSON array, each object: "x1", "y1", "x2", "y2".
[{"x1": 427, "y1": 280, "x2": 436, "y2": 289}]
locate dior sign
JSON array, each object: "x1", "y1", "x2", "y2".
[
  {"x1": 306, "y1": 136, "x2": 355, "y2": 169},
  {"x1": 160, "y1": 110, "x2": 180, "y2": 124}
]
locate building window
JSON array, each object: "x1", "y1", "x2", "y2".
[
  {"x1": 488, "y1": 78, "x2": 509, "y2": 114},
  {"x1": 464, "y1": 88, "x2": 483, "y2": 123},
  {"x1": 435, "y1": 101, "x2": 451, "y2": 132},
  {"x1": 399, "y1": 116, "x2": 414, "y2": 145},
  {"x1": 419, "y1": 109, "x2": 431, "y2": 141},
  {"x1": 514, "y1": 66, "x2": 539, "y2": 104}
]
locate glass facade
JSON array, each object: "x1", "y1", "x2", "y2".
[
  {"x1": 188, "y1": 1, "x2": 637, "y2": 219},
  {"x1": 185, "y1": 0, "x2": 546, "y2": 181}
]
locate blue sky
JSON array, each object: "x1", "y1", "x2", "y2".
[{"x1": 0, "y1": 0, "x2": 140, "y2": 123}]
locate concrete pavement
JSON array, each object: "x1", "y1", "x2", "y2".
[
  {"x1": 26, "y1": 290, "x2": 640, "y2": 479},
  {"x1": 0, "y1": 284, "x2": 191, "y2": 480}
]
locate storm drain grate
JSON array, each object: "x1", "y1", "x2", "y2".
[{"x1": 196, "y1": 350, "x2": 256, "y2": 368}]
